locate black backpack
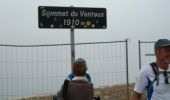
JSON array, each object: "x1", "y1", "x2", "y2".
[
  {"x1": 150, "y1": 62, "x2": 159, "y2": 86},
  {"x1": 62, "y1": 79, "x2": 69, "y2": 100},
  {"x1": 147, "y1": 62, "x2": 160, "y2": 94}
]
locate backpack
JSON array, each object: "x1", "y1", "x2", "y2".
[
  {"x1": 150, "y1": 62, "x2": 159, "y2": 86},
  {"x1": 62, "y1": 80, "x2": 69, "y2": 100},
  {"x1": 147, "y1": 62, "x2": 160, "y2": 95},
  {"x1": 57, "y1": 79, "x2": 69, "y2": 100}
]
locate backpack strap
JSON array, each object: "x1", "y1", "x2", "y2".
[
  {"x1": 62, "y1": 79, "x2": 69, "y2": 100},
  {"x1": 150, "y1": 62, "x2": 159, "y2": 86}
]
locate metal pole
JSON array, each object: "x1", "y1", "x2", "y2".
[
  {"x1": 138, "y1": 40, "x2": 141, "y2": 70},
  {"x1": 70, "y1": 28, "x2": 75, "y2": 67},
  {"x1": 125, "y1": 39, "x2": 130, "y2": 100},
  {"x1": 70, "y1": 5, "x2": 75, "y2": 67}
]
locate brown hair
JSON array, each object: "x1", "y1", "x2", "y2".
[{"x1": 72, "y1": 58, "x2": 87, "y2": 76}]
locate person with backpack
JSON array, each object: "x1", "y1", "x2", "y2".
[
  {"x1": 131, "y1": 39, "x2": 170, "y2": 100},
  {"x1": 56, "y1": 58, "x2": 94, "y2": 100},
  {"x1": 66, "y1": 58, "x2": 91, "y2": 82}
]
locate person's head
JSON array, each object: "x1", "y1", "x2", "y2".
[
  {"x1": 154, "y1": 39, "x2": 170, "y2": 64},
  {"x1": 72, "y1": 58, "x2": 87, "y2": 76}
]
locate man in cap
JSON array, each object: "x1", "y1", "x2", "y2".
[{"x1": 131, "y1": 39, "x2": 170, "y2": 100}]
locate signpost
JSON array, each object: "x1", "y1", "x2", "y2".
[{"x1": 38, "y1": 6, "x2": 107, "y2": 66}]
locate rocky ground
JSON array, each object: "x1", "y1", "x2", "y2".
[{"x1": 9, "y1": 83, "x2": 147, "y2": 100}]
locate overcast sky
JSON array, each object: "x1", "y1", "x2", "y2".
[
  {"x1": 0, "y1": 0, "x2": 170, "y2": 44},
  {"x1": 0, "y1": 0, "x2": 170, "y2": 81}
]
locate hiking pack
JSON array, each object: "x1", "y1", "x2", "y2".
[
  {"x1": 150, "y1": 62, "x2": 159, "y2": 86},
  {"x1": 62, "y1": 80, "x2": 69, "y2": 100},
  {"x1": 54, "y1": 80, "x2": 100, "y2": 100}
]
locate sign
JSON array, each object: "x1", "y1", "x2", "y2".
[{"x1": 38, "y1": 6, "x2": 107, "y2": 29}]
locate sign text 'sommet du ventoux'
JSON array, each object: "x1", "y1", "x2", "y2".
[{"x1": 38, "y1": 6, "x2": 107, "y2": 29}]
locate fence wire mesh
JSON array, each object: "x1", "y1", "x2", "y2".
[{"x1": 0, "y1": 41, "x2": 128, "y2": 100}]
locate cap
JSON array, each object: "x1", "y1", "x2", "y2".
[{"x1": 154, "y1": 39, "x2": 170, "y2": 50}]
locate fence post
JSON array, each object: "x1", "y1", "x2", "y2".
[
  {"x1": 125, "y1": 39, "x2": 130, "y2": 100},
  {"x1": 138, "y1": 40, "x2": 142, "y2": 70}
]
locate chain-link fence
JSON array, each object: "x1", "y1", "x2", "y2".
[
  {"x1": 0, "y1": 40, "x2": 129, "y2": 100},
  {"x1": 138, "y1": 40, "x2": 155, "y2": 69}
]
